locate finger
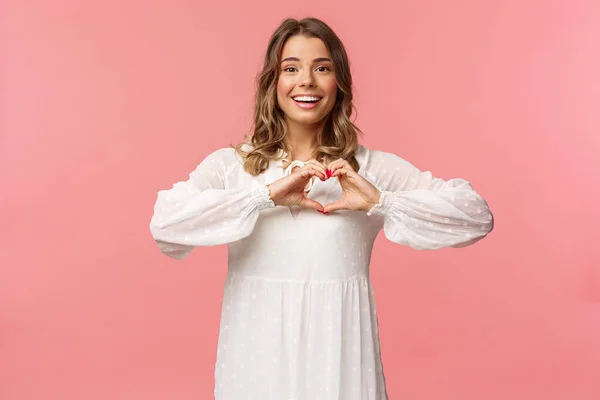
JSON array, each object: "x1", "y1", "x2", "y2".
[
  {"x1": 323, "y1": 200, "x2": 347, "y2": 213},
  {"x1": 327, "y1": 159, "x2": 353, "y2": 176},
  {"x1": 297, "y1": 169, "x2": 316, "y2": 184},
  {"x1": 304, "y1": 159, "x2": 328, "y2": 178},
  {"x1": 299, "y1": 197, "x2": 325, "y2": 212},
  {"x1": 294, "y1": 165, "x2": 315, "y2": 176},
  {"x1": 330, "y1": 167, "x2": 353, "y2": 179},
  {"x1": 326, "y1": 158, "x2": 344, "y2": 171},
  {"x1": 326, "y1": 162, "x2": 341, "y2": 178},
  {"x1": 298, "y1": 166, "x2": 326, "y2": 181},
  {"x1": 305, "y1": 159, "x2": 327, "y2": 170}
]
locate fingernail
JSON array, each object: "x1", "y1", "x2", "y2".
[
  {"x1": 326, "y1": 169, "x2": 332, "y2": 178},
  {"x1": 317, "y1": 210, "x2": 329, "y2": 215}
]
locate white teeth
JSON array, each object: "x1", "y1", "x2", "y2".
[{"x1": 293, "y1": 96, "x2": 321, "y2": 102}]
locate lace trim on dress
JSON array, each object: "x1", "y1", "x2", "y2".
[
  {"x1": 251, "y1": 185, "x2": 276, "y2": 210},
  {"x1": 367, "y1": 190, "x2": 393, "y2": 217}
]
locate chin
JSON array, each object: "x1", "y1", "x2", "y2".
[
  {"x1": 291, "y1": 115, "x2": 327, "y2": 126},
  {"x1": 288, "y1": 109, "x2": 332, "y2": 126}
]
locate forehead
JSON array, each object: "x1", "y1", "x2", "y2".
[{"x1": 280, "y1": 35, "x2": 331, "y2": 60}]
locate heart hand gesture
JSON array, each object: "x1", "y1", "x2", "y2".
[
  {"x1": 267, "y1": 159, "x2": 328, "y2": 212},
  {"x1": 323, "y1": 159, "x2": 381, "y2": 213}
]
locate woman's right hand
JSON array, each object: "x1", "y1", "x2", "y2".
[{"x1": 267, "y1": 159, "x2": 328, "y2": 212}]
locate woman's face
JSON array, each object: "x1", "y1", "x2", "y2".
[{"x1": 276, "y1": 35, "x2": 337, "y2": 129}]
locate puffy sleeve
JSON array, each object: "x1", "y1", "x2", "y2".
[
  {"x1": 363, "y1": 148, "x2": 494, "y2": 250},
  {"x1": 149, "y1": 148, "x2": 275, "y2": 259}
]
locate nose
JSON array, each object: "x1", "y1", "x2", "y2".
[{"x1": 298, "y1": 68, "x2": 315, "y2": 87}]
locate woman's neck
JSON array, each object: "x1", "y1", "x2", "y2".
[{"x1": 284, "y1": 119, "x2": 323, "y2": 161}]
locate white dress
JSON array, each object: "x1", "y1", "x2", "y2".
[{"x1": 149, "y1": 143, "x2": 494, "y2": 400}]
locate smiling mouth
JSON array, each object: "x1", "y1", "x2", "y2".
[
  {"x1": 292, "y1": 95, "x2": 322, "y2": 103},
  {"x1": 291, "y1": 95, "x2": 322, "y2": 109}
]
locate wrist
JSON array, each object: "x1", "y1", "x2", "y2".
[
  {"x1": 266, "y1": 184, "x2": 280, "y2": 206},
  {"x1": 363, "y1": 190, "x2": 381, "y2": 211},
  {"x1": 366, "y1": 190, "x2": 393, "y2": 216},
  {"x1": 252, "y1": 185, "x2": 276, "y2": 210}
]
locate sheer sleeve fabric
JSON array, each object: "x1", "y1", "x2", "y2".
[
  {"x1": 149, "y1": 148, "x2": 275, "y2": 259},
  {"x1": 363, "y1": 148, "x2": 494, "y2": 250}
]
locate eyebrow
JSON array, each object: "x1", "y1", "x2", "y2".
[{"x1": 280, "y1": 57, "x2": 332, "y2": 64}]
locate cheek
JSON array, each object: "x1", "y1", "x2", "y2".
[
  {"x1": 277, "y1": 76, "x2": 293, "y2": 97},
  {"x1": 322, "y1": 78, "x2": 338, "y2": 98},
  {"x1": 276, "y1": 80, "x2": 286, "y2": 106}
]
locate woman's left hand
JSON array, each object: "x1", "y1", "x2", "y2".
[{"x1": 323, "y1": 159, "x2": 382, "y2": 213}]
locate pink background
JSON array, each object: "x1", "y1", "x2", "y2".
[{"x1": 2, "y1": 0, "x2": 600, "y2": 399}]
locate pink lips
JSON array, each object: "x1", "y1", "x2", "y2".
[{"x1": 293, "y1": 99, "x2": 321, "y2": 109}]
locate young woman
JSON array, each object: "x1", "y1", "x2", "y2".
[{"x1": 150, "y1": 17, "x2": 493, "y2": 400}]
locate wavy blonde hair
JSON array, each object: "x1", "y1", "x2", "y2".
[{"x1": 232, "y1": 17, "x2": 363, "y2": 176}]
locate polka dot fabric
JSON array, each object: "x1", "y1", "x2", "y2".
[{"x1": 150, "y1": 144, "x2": 494, "y2": 399}]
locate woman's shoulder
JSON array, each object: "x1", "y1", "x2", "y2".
[
  {"x1": 355, "y1": 143, "x2": 417, "y2": 176},
  {"x1": 202, "y1": 143, "x2": 251, "y2": 165},
  {"x1": 354, "y1": 143, "x2": 405, "y2": 165}
]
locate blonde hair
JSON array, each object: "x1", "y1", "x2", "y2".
[{"x1": 232, "y1": 17, "x2": 363, "y2": 176}]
